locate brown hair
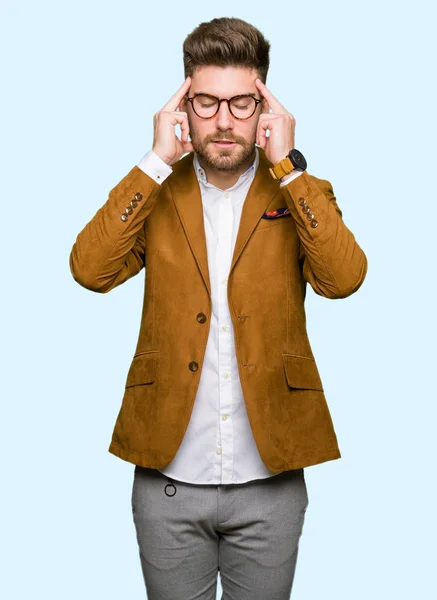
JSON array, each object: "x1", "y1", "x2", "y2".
[{"x1": 183, "y1": 17, "x2": 271, "y2": 84}]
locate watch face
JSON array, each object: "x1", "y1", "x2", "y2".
[{"x1": 289, "y1": 149, "x2": 307, "y2": 170}]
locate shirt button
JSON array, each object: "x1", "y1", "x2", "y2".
[
  {"x1": 222, "y1": 415, "x2": 228, "y2": 421},
  {"x1": 224, "y1": 192, "x2": 230, "y2": 199},
  {"x1": 221, "y1": 325, "x2": 229, "y2": 332},
  {"x1": 217, "y1": 440, "x2": 222, "y2": 446},
  {"x1": 223, "y1": 372, "x2": 229, "y2": 379},
  {"x1": 216, "y1": 449, "x2": 222, "y2": 455}
]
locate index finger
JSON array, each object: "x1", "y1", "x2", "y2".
[
  {"x1": 162, "y1": 76, "x2": 192, "y2": 112},
  {"x1": 255, "y1": 78, "x2": 287, "y2": 114}
]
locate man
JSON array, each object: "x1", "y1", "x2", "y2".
[{"x1": 70, "y1": 16, "x2": 367, "y2": 600}]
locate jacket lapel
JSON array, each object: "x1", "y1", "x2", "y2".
[{"x1": 169, "y1": 147, "x2": 280, "y2": 297}]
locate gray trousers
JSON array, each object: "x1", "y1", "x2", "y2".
[{"x1": 131, "y1": 465, "x2": 309, "y2": 600}]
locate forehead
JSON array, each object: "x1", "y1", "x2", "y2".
[{"x1": 190, "y1": 65, "x2": 258, "y2": 96}]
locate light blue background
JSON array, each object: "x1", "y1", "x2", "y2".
[{"x1": 1, "y1": 0, "x2": 436, "y2": 598}]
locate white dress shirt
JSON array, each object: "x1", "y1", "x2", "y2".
[{"x1": 137, "y1": 146, "x2": 303, "y2": 484}]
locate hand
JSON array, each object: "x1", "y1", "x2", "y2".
[
  {"x1": 254, "y1": 78, "x2": 296, "y2": 166},
  {"x1": 152, "y1": 77, "x2": 195, "y2": 166}
]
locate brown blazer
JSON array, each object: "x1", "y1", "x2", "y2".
[{"x1": 69, "y1": 147, "x2": 367, "y2": 472}]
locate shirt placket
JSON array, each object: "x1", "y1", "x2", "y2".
[{"x1": 216, "y1": 189, "x2": 234, "y2": 480}]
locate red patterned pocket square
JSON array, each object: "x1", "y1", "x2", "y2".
[{"x1": 261, "y1": 207, "x2": 291, "y2": 219}]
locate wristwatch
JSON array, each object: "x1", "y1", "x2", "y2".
[{"x1": 269, "y1": 149, "x2": 307, "y2": 181}]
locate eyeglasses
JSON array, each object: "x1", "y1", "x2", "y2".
[{"x1": 186, "y1": 93, "x2": 262, "y2": 120}]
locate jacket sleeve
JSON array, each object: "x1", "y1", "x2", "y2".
[
  {"x1": 280, "y1": 171, "x2": 368, "y2": 299},
  {"x1": 69, "y1": 166, "x2": 162, "y2": 293}
]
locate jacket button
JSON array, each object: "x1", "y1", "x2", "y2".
[
  {"x1": 196, "y1": 313, "x2": 207, "y2": 323},
  {"x1": 298, "y1": 197, "x2": 306, "y2": 206},
  {"x1": 120, "y1": 214, "x2": 128, "y2": 221},
  {"x1": 302, "y1": 205, "x2": 311, "y2": 214},
  {"x1": 125, "y1": 206, "x2": 133, "y2": 215},
  {"x1": 189, "y1": 361, "x2": 199, "y2": 371},
  {"x1": 130, "y1": 199, "x2": 138, "y2": 208},
  {"x1": 135, "y1": 192, "x2": 143, "y2": 201},
  {"x1": 310, "y1": 219, "x2": 319, "y2": 228},
  {"x1": 306, "y1": 212, "x2": 314, "y2": 220}
]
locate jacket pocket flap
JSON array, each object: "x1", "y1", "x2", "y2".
[
  {"x1": 282, "y1": 354, "x2": 324, "y2": 391},
  {"x1": 125, "y1": 351, "x2": 159, "y2": 387}
]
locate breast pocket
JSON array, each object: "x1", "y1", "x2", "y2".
[{"x1": 255, "y1": 213, "x2": 293, "y2": 232}]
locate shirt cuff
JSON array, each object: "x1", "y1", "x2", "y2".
[
  {"x1": 279, "y1": 169, "x2": 304, "y2": 187},
  {"x1": 137, "y1": 149, "x2": 173, "y2": 184}
]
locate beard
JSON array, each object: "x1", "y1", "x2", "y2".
[{"x1": 187, "y1": 115, "x2": 255, "y2": 173}]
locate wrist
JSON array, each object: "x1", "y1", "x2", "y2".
[
  {"x1": 269, "y1": 149, "x2": 307, "y2": 181},
  {"x1": 152, "y1": 147, "x2": 173, "y2": 166},
  {"x1": 279, "y1": 172, "x2": 294, "y2": 183}
]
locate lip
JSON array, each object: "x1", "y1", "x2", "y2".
[{"x1": 213, "y1": 141, "x2": 237, "y2": 147}]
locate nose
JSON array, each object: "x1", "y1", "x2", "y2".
[{"x1": 215, "y1": 100, "x2": 234, "y2": 130}]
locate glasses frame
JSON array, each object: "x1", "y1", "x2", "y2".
[{"x1": 186, "y1": 93, "x2": 263, "y2": 120}]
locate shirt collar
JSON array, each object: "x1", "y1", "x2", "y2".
[{"x1": 193, "y1": 146, "x2": 259, "y2": 191}]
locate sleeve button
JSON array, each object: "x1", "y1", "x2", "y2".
[
  {"x1": 298, "y1": 197, "x2": 306, "y2": 206},
  {"x1": 310, "y1": 219, "x2": 319, "y2": 228},
  {"x1": 120, "y1": 214, "x2": 128, "y2": 222},
  {"x1": 134, "y1": 192, "x2": 143, "y2": 201}
]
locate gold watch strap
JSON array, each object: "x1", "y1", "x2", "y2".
[{"x1": 269, "y1": 156, "x2": 295, "y2": 181}]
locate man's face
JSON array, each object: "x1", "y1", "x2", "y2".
[{"x1": 179, "y1": 65, "x2": 267, "y2": 173}]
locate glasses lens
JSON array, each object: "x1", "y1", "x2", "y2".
[
  {"x1": 193, "y1": 95, "x2": 219, "y2": 118},
  {"x1": 192, "y1": 95, "x2": 257, "y2": 118},
  {"x1": 229, "y1": 96, "x2": 256, "y2": 119}
]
